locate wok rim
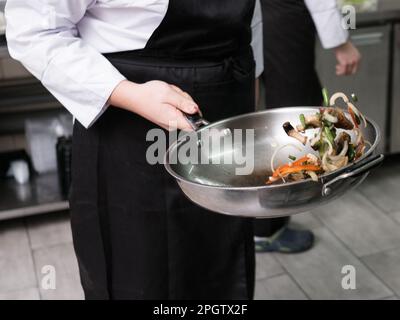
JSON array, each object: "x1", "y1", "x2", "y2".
[{"x1": 164, "y1": 106, "x2": 381, "y2": 191}]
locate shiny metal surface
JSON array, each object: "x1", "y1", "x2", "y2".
[
  {"x1": 165, "y1": 107, "x2": 383, "y2": 218},
  {"x1": 0, "y1": 172, "x2": 69, "y2": 221}
]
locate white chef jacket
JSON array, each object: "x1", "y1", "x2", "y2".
[
  {"x1": 5, "y1": 0, "x2": 263, "y2": 129},
  {"x1": 305, "y1": 0, "x2": 349, "y2": 49}
]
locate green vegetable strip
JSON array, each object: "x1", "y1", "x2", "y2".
[
  {"x1": 324, "y1": 126, "x2": 335, "y2": 146},
  {"x1": 299, "y1": 114, "x2": 306, "y2": 128},
  {"x1": 319, "y1": 142, "x2": 327, "y2": 158},
  {"x1": 331, "y1": 128, "x2": 337, "y2": 139},
  {"x1": 288, "y1": 155, "x2": 297, "y2": 161},
  {"x1": 322, "y1": 88, "x2": 329, "y2": 107}
]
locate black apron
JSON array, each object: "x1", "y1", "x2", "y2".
[
  {"x1": 70, "y1": 0, "x2": 256, "y2": 300},
  {"x1": 261, "y1": 0, "x2": 322, "y2": 107}
]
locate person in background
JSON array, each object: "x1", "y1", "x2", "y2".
[{"x1": 254, "y1": 0, "x2": 361, "y2": 253}]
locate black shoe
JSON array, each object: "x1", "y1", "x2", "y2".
[{"x1": 255, "y1": 227, "x2": 315, "y2": 253}]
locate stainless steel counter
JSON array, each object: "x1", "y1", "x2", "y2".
[
  {"x1": 0, "y1": 173, "x2": 69, "y2": 221},
  {"x1": 316, "y1": 0, "x2": 400, "y2": 154},
  {"x1": 357, "y1": 0, "x2": 400, "y2": 26}
]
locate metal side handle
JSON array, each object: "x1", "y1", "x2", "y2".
[
  {"x1": 351, "y1": 32, "x2": 384, "y2": 46},
  {"x1": 322, "y1": 154, "x2": 385, "y2": 197}
]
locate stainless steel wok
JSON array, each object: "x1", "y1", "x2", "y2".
[{"x1": 164, "y1": 107, "x2": 384, "y2": 218}]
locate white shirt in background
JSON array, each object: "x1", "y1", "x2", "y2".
[{"x1": 305, "y1": 0, "x2": 349, "y2": 49}]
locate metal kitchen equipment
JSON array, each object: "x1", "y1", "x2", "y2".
[
  {"x1": 164, "y1": 107, "x2": 384, "y2": 218},
  {"x1": 316, "y1": 25, "x2": 391, "y2": 154}
]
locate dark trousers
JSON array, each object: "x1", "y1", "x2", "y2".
[{"x1": 254, "y1": 0, "x2": 323, "y2": 237}]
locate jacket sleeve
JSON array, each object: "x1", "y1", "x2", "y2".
[
  {"x1": 5, "y1": 0, "x2": 126, "y2": 128},
  {"x1": 304, "y1": 0, "x2": 349, "y2": 49},
  {"x1": 251, "y1": 0, "x2": 264, "y2": 78}
]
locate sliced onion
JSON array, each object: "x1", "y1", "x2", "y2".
[
  {"x1": 330, "y1": 92, "x2": 349, "y2": 106},
  {"x1": 322, "y1": 148, "x2": 349, "y2": 172},
  {"x1": 361, "y1": 113, "x2": 368, "y2": 128},
  {"x1": 336, "y1": 156, "x2": 349, "y2": 169},
  {"x1": 322, "y1": 152, "x2": 337, "y2": 172},
  {"x1": 329, "y1": 141, "x2": 349, "y2": 161},
  {"x1": 338, "y1": 140, "x2": 349, "y2": 157},
  {"x1": 322, "y1": 152, "x2": 330, "y2": 171},
  {"x1": 340, "y1": 140, "x2": 349, "y2": 157},
  {"x1": 307, "y1": 153, "x2": 320, "y2": 165},
  {"x1": 348, "y1": 102, "x2": 360, "y2": 118},
  {"x1": 348, "y1": 102, "x2": 368, "y2": 128},
  {"x1": 323, "y1": 137, "x2": 335, "y2": 156},
  {"x1": 268, "y1": 176, "x2": 280, "y2": 184},
  {"x1": 365, "y1": 140, "x2": 372, "y2": 148},
  {"x1": 354, "y1": 128, "x2": 364, "y2": 145},
  {"x1": 323, "y1": 112, "x2": 338, "y2": 124},
  {"x1": 278, "y1": 172, "x2": 287, "y2": 183},
  {"x1": 360, "y1": 145, "x2": 367, "y2": 156},
  {"x1": 307, "y1": 170, "x2": 319, "y2": 182},
  {"x1": 270, "y1": 143, "x2": 303, "y2": 173},
  {"x1": 310, "y1": 128, "x2": 322, "y2": 147}
]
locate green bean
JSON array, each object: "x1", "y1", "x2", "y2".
[
  {"x1": 324, "y1": 126, "x2": 335, "y2": 146},
  {"x1": 299, "y1": 114, "x2": 306, "y2": 128},
  {"x1": 322, "y1": 88, "x2": 329, "y2": 107}
]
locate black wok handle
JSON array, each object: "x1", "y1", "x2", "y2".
[
  {"x1": 322, "y1": 154, "x2": 385, "y2": 197},
  {"x1": 183, "y1": 111, "x2": 210, "y2": 131}
]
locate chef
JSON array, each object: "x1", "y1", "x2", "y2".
[{"x1": 5, "y1": 0, "x2": 263, "y2": 299}]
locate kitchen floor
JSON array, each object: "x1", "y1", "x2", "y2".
[{"x1": 1, "y1": 158, "x2": 400, "y2": 300}]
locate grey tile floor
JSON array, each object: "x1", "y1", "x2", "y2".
[{"x1": 0, "y1": 159, "x2": 399, "y2": 300}]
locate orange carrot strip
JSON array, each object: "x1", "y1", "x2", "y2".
[
  {"x1": 271, "y1": 156, "x2": 310, "y2": 178},
  {"x1": 292, "y1": 156, "x2": 310, "y2": 166},
  {"x1": 279, "y1": 165, "x2": 321, "y2": 176}
]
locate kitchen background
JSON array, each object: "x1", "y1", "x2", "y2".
[{"x1": 0, "y1": 0, "x2": 400, "y2": 300}]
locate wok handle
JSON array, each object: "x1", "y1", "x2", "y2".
[
  {"x1": 183, "y1": 112, "x2": 210, "y2": 131},
  {"x1": 322, "y1": 154, "x2": 385, "y2": 197}
]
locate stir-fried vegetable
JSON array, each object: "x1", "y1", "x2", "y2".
[
  {"x1": 278, "y1": 165, "x2": 321, "y2": 176},
  {"x1": 322, "y1": 88, "x2": 330, "y2": 107},
  {"x1": 324, "y1": 126, "x2": 336, "y2": 147},
  {"x1": 348, "y1": 105, "x2": 360, "y2": 128},
  {"x1": 267, "y1": 153, "x2": 322, "y2": 184},
  {"x1": 299, "y1": 114, "x2": 306, "y2": 129},
  {"x1": 347, "y1": 144, "x2": 356, "y2": 162},
  {"x1": 267, "y1": 91, "x2": 368, "y2": 185}
]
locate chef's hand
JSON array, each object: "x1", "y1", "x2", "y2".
[
  {"x1": 334, "y1": 41, "x2": 361, "y2": 76},
  {"x1": 109, "y1": 80, "x2": 199, "y2": 131}
]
